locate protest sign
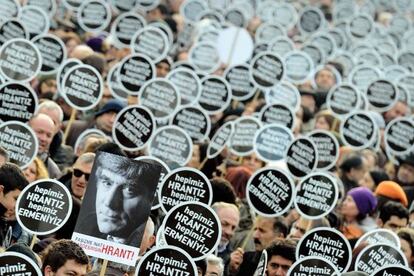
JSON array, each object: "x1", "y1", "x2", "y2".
[
  {"x1": 253, "y1": 250, "x2": 267, "y2": 276},
  {"x1": 355, "y1": 244, "x2": 408, "y2": 274},
  {"x1": 135, "y1": 156, "x2": 170, "y2": 211},
  {"x1": 77, "y1": 0, "x2": 111, "y2": 33},
  {"x1": 384, "y1": 117, "x2": 414, "y2": 156},
  {"x1": 309, "y1": 32, "x2": 337, "y2": 60},
  {"x1": 255, "y1": 22, "x2": 286, "y2": 45},
  {"x1": 74, "y1": 129, "x2": 106, "y2": 156},
  {"x1": 347, "y1": 13, "x2": 374, "y2": 40},
  {"x1": 398, "y1": 50, "x2": 414, "y2": 72},
  {"x1": 230, "y1": 116, "x2": 262, "y2": 157},
  {"x1": 26, "y1": 0, "x2": 56, "y2": 18},
  {"x1": 62, "y1": 64, "x2": 103, "y2": 111},
  {"x1": 294, "y1": 172, "x2": 338, "y2": 220},
  {"x1": 355, "y1": 229, "x2": 401, "y2": 249},
  {"x1": 57, "y1": 58, "x2": 82, "y2": 97},
  {"x1": 249, "y1": 51, "x2": 285, "y2": 89},
  {"x1": 0, "y1": 121, "x2": 37, "y2": 169},
  {"x1": 246, "y1": 168, "x2": 295, "y2": 217},
  {"x1": 171, "y1": 106, "x2": 211, "y2": 142},
  {"x1": 131, "y1": 26, "x2": 169, "y2": 63},
  {"x1": 148, "y1": 125, "x2": 193, "y2": 170},
  {"x1": 348, "y1": 65, "x2": 382, "y2": 92},
  {"x1": 32, "y1": 34, "x2": 67, "y2": 75},
  {"x1": 372, "y1": 265, "x2": 414, "y2": 276},
  {"x1": 340, "y1": 111, "x2": 377, "y2": 150},
  {"x1": 254, "y1": 124, "x2": 294, "y2": 162},
  {"x1": 224, "y1": 7, "x2": 247, "y2": 28},
  {"x1": 139, "y1": 78, "x2": 180, "y2": 120},
  {"x1": 284, "y1": 50, "x2": 315, "y2": 84},
  {"x1": 0, "y1": 0, "x2": 20, "y2": 23},
  {"x1": 198, "y1": 76, "x2": 232, "y2": 115},
  {"x1": 260, "y1": 103, "x2": 295, "y2": 130},
  {"x1": 106, "y1": 64, "x2": 128, "y2": 100},
  {"x1": 0, "y1": 19, "x2": 28, "y2": 47},
  {"x1": 180, "y1": 0, "x2": 208, "y2": 23},
  {"x1": 224, "y1": 64, "x2": 256, "y2": 101},
  {"x1": 189, "y1": 42, "x2": 221, "y2": 74},
  {"x1": 397, "y1": 74, "x2": 414, "y2": 107},
  {"x1": 159, "y1": 167, "x2": 212, "y2": 214},
  {"x1": 268, "y1": 36, "x2": 295, "y2": 57},
  {"x1": 0, "y1": 82, "x2": 38, "y2": 123},
  {"x1": 137, "y1": 0, "x2": 160, "y2": 11},
  {"x1": 61, "y1": 0, "x2": 82, "y2": 11},
  {"x1": 136, "y1": 246, "x2": 197, "y2": 276},
  {"x1": 216, "y1": 26, "x2": 253, "y2": 67},
  {"x1": 0, "y1": 252, "x2": 42, "y2": 276},
  {"x1": 110, "y1": 0, "x2": 138, "y2": 13},
  {"x1": 307, "y1": 130, "x2": 340, "y2": 171},
  {"x1": 0, "y1": 38, "x2": 41, "y2": 82},
  {"x1": 113, "y1": 105, "x2": 155, "y2": 151},
  {"x1": 298, "y1": 7, "x2": 325, "y2": 34},
  {"x1": 287, "y1": 256, "x2": 340, "y2": 276},
  {"x1": 72, "y1": 151, "x2": 161, "y2": 266},
  {"x1": 163, "y1": 201, "x2": 221, "y2": 260},
  {"x1": 20, "y1": 6, "x2": 49, "y2": 38},
  {"x1": 207, "y1": 121, "x2": 234, "y2": 159},
  {"x1": 296, "y1": 227, "x2": 352, "y2": 273},
  {"x1": 111, "y1": 12, "x2": 146, "y2": 49},
  {"x1": 118, "y1": 53, "x2": 155, "y2": 95},
  {"x1": 285, "y1": 137, "x2": 318, "y2": 179},
  {"x1": 167, "y1": 67, "x2": 201, "y2": 106},
  {"x1": 265, "y1": 81, "x2": 301, "y2": 111},
  {"x1": 326, "y1": 83, "x2": 360, "y2": 117},
  {"x1": 329, "y1": 28, "x2": 347, "y2": 50},
  {"x1": 16, "y1": 179, "x2": 72, "y2": 235}
]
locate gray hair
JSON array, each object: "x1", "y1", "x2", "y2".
[
  {"x1": 76, "y1": 152, "x2": 96, "y2": 165},
  {"x1": 38, "y1": 100, "x2": 64, "y2": 123},
  {"x1": 211, "y1": 202, "x2": 239, "y2": 214},
  {"x1": 206, "y1": 254, "x2": 224, "y2": 276}
]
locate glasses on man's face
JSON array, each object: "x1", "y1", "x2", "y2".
[{"x1": 73, "y1": 168, "x2": 90, "y2": 181}]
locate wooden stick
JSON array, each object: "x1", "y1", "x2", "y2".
[
  {"x1": 99, "y1": 259, "x2": 108, "y2": 276},
  {"x1": 198, "y1": 156, "x2": 208, "y2": 170},
  {"x1": 241, "y1": 227, "x2": 254, "y2": 250},
  {"x1": 29, "y1": 235, "x2": 37, "y2": 249},
  {"x1": 253, "y1": 89, "x2": 261, "y2": 102},
  {"x1": 63, "y1": 109, "x2": 77, "y2": 145},
  {"x1": 227, "y1": 28, "x2": 241, "y2": 66}
]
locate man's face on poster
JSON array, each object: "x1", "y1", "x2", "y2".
[{"x1": 95, "y1": 167, "x2": 146, "y2": 238}]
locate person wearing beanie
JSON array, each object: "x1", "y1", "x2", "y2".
[
  {"x1": 359, "y1": 170, "x2": 389, "y2": 191},
  {"x1": 340, "y1": 187, "x2": 377, "y2": 240},
  {"x1": 375, "y1": 180, "x2": 408, "y2": 209}
]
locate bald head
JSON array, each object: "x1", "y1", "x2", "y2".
[{"x1": 29, "y1": 113, "x2": 55, "y2": 154}]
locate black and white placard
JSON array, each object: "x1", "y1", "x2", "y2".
[
  {"x1": 61, "y1": 0, "x2": 82, "y2": 11},
  {"x1": 348, "y1": 65, "x2": 382, "y2": 92},
  {"x1": 246, "y1": 168, "x2": 295, "y2": 217},
  {"x1": 131, "y1": 26, "x2": 169, "y2": 63},
  {"x1": 0, "y1": 82, "x2": 38, "y2": 123},
  {"x1": 111, "y1": 12, "x2": 146, "y2": 49},
  {"x1": 296, "y1": 227, "x2": 352, "y2": 273},
  {"x1": 249, "y1": 51, "x2": 285, "y2": 89},
  {"x1": 0, "y1": 38, "x2": 41, "y2": 82},
  {"x1": 259, "y1": 103, "x2": 295, "y2": 130},
  {"x1": 171, "y1": 106, "x2": 211, "y2": 142},
  {"x1": 371, "y1": 265, "x2": 414, "y2": 276},
  {"x1": 20, "y1": 6, "x2": 49, "y2": 38},
  {"x1": 189, "y1": 42, "x2": 221, "y2": 74},
  {"x1": 198, "y1": 76, "x2": 232, "y2": 115},
  {"x1": 309, "y1": 32, "x2": 337, "y2": 60},
  {"x1": 265, "y1": 81, "x2": 301, "y2": 111},
  {"x1": 230, "y1": 116, "x2": 262, "y2": 157},
  {"x1": 326, "y1": 83, "x2": 360, "y2": 117},
  {"x1": 118, "y1": 53, "x2": 155, "y2": 95},
  {"x1": 136, "y1": 0, "x2": 161, "y2": 11},
  {"x1": 255, "y1": 22, "x2": 286, "y2": 45},
  {"x1": 159, "y1": 167, "x2": 212, "y2": 214},
  {"x1": 294, "y1": 172, "x2": 338, "y2": 220},
  {"x1": 384, "y1": 117, "x2": 414, "y2": 156},
  {"x1": 340, "y1": 112, "x2": 377, "y2": 150},
  {"x1": 0, "y1": 0, "x2": 20, "y2": 22},
  {"x1": 287, "y1": 256, "x2": 340, "y2": 276},
  {"x1": 16, "y1": 179, "x2": 72, "y2": 235},
  {"x1": 180, "y1": 0, "x2": 208, "y2": 23},
  {"x1": 224, "y1": 64, "x2": 256, "y2": 101},
  {"x1": 307, "y1": 130, "x2": 340, "y2": 171},
  {"x1": 298, "y1": 7, "x2": 325, "y2": 34},
  {"x1": 74, "y1": 128, "x2": 106, "y2": 156},
  {"x1": 0, "y1": 252, "x2": 42, "y2": 276},
  {"x1": 26, "y1": 0, "x2": 57, "y2": 18},
  {"x1": 62, "y1": 64, "x2": 103, "y2": 111},
  {"x1": 0, "y1": 121, "x2": 38, "y2": 169},
  {"x1": 254, "y1": 250, "x2": 267, "y2": 276},
  {"x1": 207, "y1": 121, "x2": 234, "y2": 159},
  {"x1": 269, "y1": 36, "x2": 295, "y2": 58},
  {"x1": 0, "y1": 19, "x2": 28, "y2": 47},
  {"x1": 77, "y1": 0, "x2": 111, "y2": 33},
  {"x1": 167, "y1": 67, "x2": 201, "y2": 106},
  {"x1": 32, "y1": 34, "x2": 67, "y2": 75},
  {"x1": 113, "y1": 105, "x2": 155, "y2": 151},
  {"x1": 136, "y1": 246, "x2": 197, "y2": 276},
  {"x1": 254, "y1": 124, "x2": 294, "y2": 162},
  {"x1": 148, "y1": 125, "x2": 193, "y2": 170},
  {"x1": 106, "y1": 64, "x2": 128, "y2": 100},
  {"x1": 355, "y1": 229, "x2": 401, "y2": 249},
  {"x1": 224, "y1": 7, "x2": 246, "y2": 28},
  {"x1": 162, "y1": 201, "x2": 221, "y2": 261},
  {"x1": 285, "y1": 137, "x2": 318, "y2": 179},
  {"x1": 347, "y1": 13, "x2": 374, "y2": 40},
  {"x1": 365, "y1": 79, "x2": 398, "y2": 112},
  {"x1": 57, "y1": 58, "x2": 82, "y2": 98},
  {"x1": 284, "y1": 50, "x2": 315, "y2": 84}
]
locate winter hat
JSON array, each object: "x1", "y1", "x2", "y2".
[
  {"x1": 375, "y1": 181, "x2": 408, "y2": 207},
  {"x1": 95, "y1": 99, "x2": 126, "y2": 118},
  {"x1": 348, "y1": 187, "x2": 377, "y2": 217}
]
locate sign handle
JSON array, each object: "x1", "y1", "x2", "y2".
[
  {"x1": 198, "y1": 157, "x2": 208, "y2": 170},
  {"x1": 227, "y1": 28, "x2": 241, "y2": 66},
  {"x1": 100, "y1": 259, "x2": 108, "y2": 276},
  {"x1": 30, "y1": 235, "x2": 37, "y2": 249},
  {"x1": 63, "y1": 108, "x2": 77, "y2": 145},
  {"x1": 241, "y1": 226, "x2": 254, "y2": 250}
]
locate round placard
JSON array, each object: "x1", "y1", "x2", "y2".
[
  {"x1": 355, "y1": 244, "x2": 407, "y2": 274},
  {"x1": 0, "y1": 252, "x2": 42, "y2": 276},
  {"x1": 224, "y1": 64, "x2": 256, "y2": 101},
  {"x1": 355, "y1": 229, "x2": 401, "y2": 249},
  {"x1": 32, "y1": 33, "x2": 67, "y2": 75},
  {"x1": 372, "y1": 265, "x2": 414, "y2": 276},
  {"x1": 0, "y1": 82, "x2": 38, "y2": 123},
  {"x1": 131, "y1": 26, "x2": 169, "y2": 63},
  {"x1": 249, "y1": 51, "x2": 285, "y2": 89},
  {"x1": 265, "y1": 81, "x2": 301, "y2": 111},
  {"x1": 268, "y1": 36, "x2": 295, "y2": 58},
  {"x1": 0, "y1": 0, "x2": 20, "y2": 22},
  {"x1": 166, "y1": 67, "x2": 201, "y2": 106},
  {"x1": 298, "y1": 7, "x2": 325, "y2": 34},
  {"x1": 26, "y1": 0, "x2": 57, "y2": 18},
  {"x1": 110, "y1": 12, "x2": 147, "y2": 49},
  {"x1": 180, "y1": 0, "x2": 208, "y2": 24},
  {"x1": 77, "y1": 0, "x2": 111, "y2": 34},
  {"x1": 254, "y1": 124, "x2": 294, "y2": 163},
  {"x1": 259, "y1": 103, "x2": 295, "y2": 130},
  {"x1": 230, "y1": 116, "x2": 262, "y2": 157},
  {"x1": 340, "y1": 112, "x2": 377, "y2": 150},
  {"x1": 284, "y1": 50, "x2": 315, "y2": 84},
  {"x1": 384, "y1": 117, "x2": 414, "y2": 156},
  {"x1": 307, "y1": 130, "x2": 340, "y2": 171},
  {"x1": 326, "y1": 83, "x2": 361, "y2": 117},
  {"x1": 207, "y1": 121, "x2": 234, "y2": 159},
  {"x1": 287, "y1": 256, "x2": 340, "y2": 276},
  {"x1": 348, "y1": 65, "x2": 382, "y2": 92},
  {"x1": 20, "y1": 5, "x2": 49, "y2": 38},
  {"x1": 198, "y1": 76, "x2": 232, "y2": 115},
  {"x1": 188, "y1": 42, "x2": 221, "y2": 74},
  {"x1": 285, "y1": 137, "x2": 318, "y2": 179},
  {"x1": 56, "y1": 58, "x2": 82, "y2": 98},
  {"x1": 106, "y1": 64, "x2": 128, "y2": 101},
  {"x1": 347, "y1": 13, "x2": 374, "y2": 40},
  {"x1": 171, "y1": 106, "x2": 211, "y2": 142},
  {"x1": 0, "y1": 18, "x2": 28, "y2": 47}
]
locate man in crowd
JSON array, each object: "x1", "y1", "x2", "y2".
[
  {"x1": 42, "y1": 239, "x2": 89, "y2": 276},
  {"x1": 396, "y1": 153, "x2": 414, "y2": 203},
  {"x1": 0, "y1": 146, "x2": 8, "y2": 167},
  {"x1": 265, "y1": 239, "x2": 297, "y2": 276},
  {"x1": 377, "y1": 201, "x2": 409, "y2": 232},
  {"x1": 206, "y1": 254, "x2": 224, "y2": 276}
]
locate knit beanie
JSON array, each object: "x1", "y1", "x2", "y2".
[
  {"x1": 375, "y1": 181, "x2": 408, "y2": 207},
  {"x1": 348, "y1": 187, "x2": 377, "y2": 217}
]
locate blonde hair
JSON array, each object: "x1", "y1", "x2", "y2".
[{"x1": 34, "y1": 157, "x2": 49, "y2": 180}]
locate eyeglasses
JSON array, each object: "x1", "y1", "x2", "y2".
[{"x1": 73, "y1": 169, "x2": 90, "y2": 181}]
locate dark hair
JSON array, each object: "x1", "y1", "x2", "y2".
[
  {"x1": 82, "y1": 53, "x2": 107, "y2": 74},
  {"x1": 6, "y1": 243, "x2": 38, "y2": 264},
  {"x1": 266, "y1": 239, "x2": 297, "y2": 262},
  {"x1": 195, "y1": 258, "x2": 206, "y2": 276},
  {"x1": 397, "y1": 228, "x2": 414, "y2": 259},
  {"x1": 0, "y1": 163, "x2": 28, "y2": 194},
  {"x1": 369, "y1": 170, "x2": 389, "y2": 186},
  {"x1": 210, "y1": 177, "x2": 237, "y2": 205},
  {"x1": 225, "y1": 166, "x2": 252, "y2": 199},
  {"x1": 379, "y1": 201, "x2": 409, "y2": 223},
  {"x1": 0, "y1": 146, "x2": 9, "y2": 162},
  {"x1": 273, "y1": 217, "x2": 289, "y2": 238},
  {"x1": 339, "y1": 153, "x2": 364, "y2": 173},
  {"x1": 42, "y1": 239, "x2": 89, "y2": 272}
]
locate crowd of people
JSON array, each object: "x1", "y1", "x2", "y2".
[{"x1": 1, "y1": 0, "x2": 414, "y2": 275}]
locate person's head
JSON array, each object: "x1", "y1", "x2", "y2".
[
  {"x1": 358, "y1": 170, "x2": 389, "y2": 191},
  {"x1": 212, "y1": 202, "x2": 240, "y2": 249},
  {"x1": 0, "y1": 163, "x2": 28, "y2": 220},
  {"x1": 75, "y1": 133, "x2": 109, "y2": 156},
  {"x1": 266, "y1": 239, "x2": 297, "y2": 276},
  {"x1": 253, "y1": 216, "x2": 288, "y2": 251},
  {"x1": 29, "y1": 113, "x2": 55, "y2": 154},
  {"x1": 375, "y1": 181, "x2": 408, "y2": 209},
  {"x1": 397, "y1": 228, "x2": 414, "y2": 267},
  {"x1": 94, "y1": 99, "x2": 126, "y2": 134},
  {"x1": 42, "y1": 239, "x2": 89, "y2": 276},
  {"x1": 314, "y1": 67, "x2": 337, "y2": 91},
  {"x1": 397, "y1": 153, "x2": 414, "y2": 186},
  {"x1": 341, "y1": 187, "x2": 377, "y2": 223},
  {"x1": 378, "y1": 201, "x2": 409, "y2": 232},
  {"x1": 225, "y1": 166, "x2": 252, "y2": 199},
  {"x1": 205, "y1": 254, "x2": 224, "y2": 276},
  {"x1": 71, "y1": 153, "x2": 95, "y2": 199},
  {"x1": 139, "y1": 217, "x2": 156, "y2": 256},
  {"x1": 242, "y1": 152, "x2": 265, "y2": 172},
  {"x1": 0, "y1": 146, "x2": 9, "y2": 167},
  {"x1": 187, "y1": 143, "x2": 202, "y2": 168},
  {"x1": 156, "y1": 58, "x2": 171, "y2": 78},
  {"x1": 23, "y1": 157, "x2": 49, "y2": 183},
  {"x1": 339, "y1": 152, "x2": 368, "y2": 183},
  {"x1": 38, "y1": 101, "x2": 64, "y2": 134},
  {"x1": 314, "y1": 110, "x2": 336, "y2": 131},
  {"x1": 383, "y1": 101, "x2": 409, "y2": 123},
  {"x1": 94, "y1": 153, "x2": 157, "y2": 239},
  {"x1": 38, "y1": 77, "x2": 58, "y2": 99},
  {"x1": 360, "y1": 149, "x2": 378, "y2": 171},
  {"x1": 288, "y1": 217, "x2": 310, "y2": 239},
  {"x1": 210, "y1": 178, "x2": 237, "y2": 205}
]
